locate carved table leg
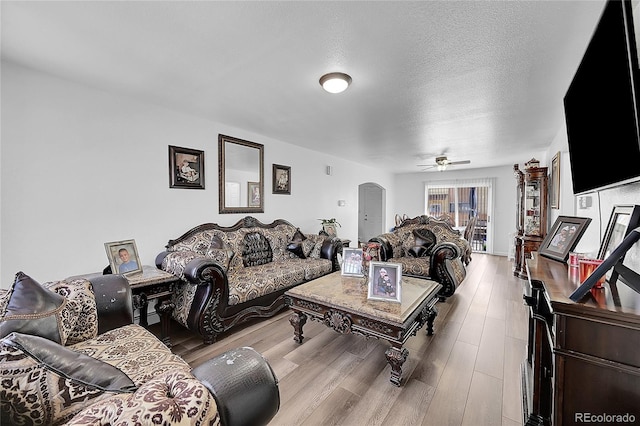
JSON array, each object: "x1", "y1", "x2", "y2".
[
  {"x1": 132, "y1": 293, "x2": 149, "y2": 327},
  {"x1": 289, "y1": 311, "x2": 307, "y2": 344},
  {"x1": 385, "y1": 345, "x2": 409, "y2": 386},
  {"x1": 426, "y1": 305, "x2": 438, "y2": 336},
  {"x1": 155, "y1": 298, "x2": 175, "y2": 348}
]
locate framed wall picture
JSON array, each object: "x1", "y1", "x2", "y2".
[
  {"x1": 169, "y1": 145, "x2": 205, "y2": 189},
  {"x1": 538, "y1": 216, "x2": 592, "y2": 262},
  {"x1": 247, "y1": 181, "x2": 261, "y2": 207},
  {"x1": 550, "y1": 151, "x2": 560, "y2": 209},
  {"x1": 105, "y1": 239, "x2": 142, "y2": 276},
  {"x1": 367, "y1": 261, "x2": 402, "y2": 303},
  {"x1": 342, "y1": 248, "x2": 364, "y2": 276},
  {"x1": 272, "y1": 164, "x2": 291, "y2": 194},
  {"x1": 597, "y1": 205, "x2": 640, "y2": 281}
]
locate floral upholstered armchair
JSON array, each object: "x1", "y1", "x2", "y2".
[{"x1": 0, "y1": 272, "x2": 279, "y2": 426}]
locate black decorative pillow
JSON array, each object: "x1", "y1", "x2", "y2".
[
  {"x1": 287, "y1": 228, "x2": 307, "y2": 259},
  {"x1": 242, "y1": 232, "x2": 273, "y2": 267},
  {"x1": 413, "y1": 228, "x2": 437, "y2": 252},
  {"x1": 0, "y1": 272, "x2": 72, "y2": 345},
  {"x1": 1, "y1": 332, "x2": 136, "y2": 425},
  {"x1": 407, "y1": 246, "x2": 429, "y2": 258}
]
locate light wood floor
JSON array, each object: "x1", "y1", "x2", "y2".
[{"x1": 161, "y1": 253, "x2": 528, "y2": 426}]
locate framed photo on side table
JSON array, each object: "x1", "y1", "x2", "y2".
[
  {"x1": 105, "y1": 239, "x2": 142, "y2": 276},
  {"x1": 342, "y1": 248, "x2": 364, "y2": 276},
  {"x1": 538, "y1": 216, "x2": 592, "y2": 262},
  {"x1": 367, "y1": 261, "x2": 402, "y2": 303}
]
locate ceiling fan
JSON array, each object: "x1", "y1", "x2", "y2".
[{"x1": 418, "y1": 155, "x2": 471, "y2": 171}]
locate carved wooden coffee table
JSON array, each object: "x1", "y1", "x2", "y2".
[{"x1": 285, "y1": 271, "x2": 441, "y2": 386}]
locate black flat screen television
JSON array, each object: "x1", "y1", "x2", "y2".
[{"x1": 564, "y1": 0, "x2": 640, "y2": 195}]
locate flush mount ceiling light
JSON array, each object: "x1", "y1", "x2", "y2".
[{"x1": 319, "y1": 72, "x2": 352, "y2": 94}]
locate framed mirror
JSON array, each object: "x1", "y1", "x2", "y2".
[{"x1": 218, "y1": 134, "x2": 264, "y2": 214}]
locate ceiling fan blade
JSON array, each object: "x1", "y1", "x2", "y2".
[{"x1": 447, "y1": 160, "x2": 471, "y2": 165}]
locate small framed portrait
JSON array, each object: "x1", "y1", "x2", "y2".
[
  {"x1": 105, "y1": 239, "x2": 142, "y2": 276},
  {"x1": 272, "y1": 164, "x2": 291, "y2": 194},
  {"x1": 597, "y1": 204, "x2": 640, "y2": 280},
  {"x1": 342, "y1": 248, "x2": 364, "y2": 276},
  {"x1": 539, "y1": 216, "x2": 592, "y2": 262},
  {"x1": 248, "y1": 181, "x2": 261, "y2": 207},
  {"x1": 368, "y1": 261, "x2": 402, "y2": 303},
  {"x1": 169, "y1": 145, "x2": 205, "y2": 189}
]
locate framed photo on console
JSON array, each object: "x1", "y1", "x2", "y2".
[
  {"x1": 342, "y1": 248, "x2": 364, "y2": 276},
  {"x1": 538, "y1": 216, "x2": 591, "y2": 262},
  {"x1": 367, "y1": 261, "x2": 402, "y2": 303},
  {"x1": 598, "y1": 205, "x2": 640, "y2": 260},
  {"x1": 105, "y1": 239, "x2": 142, "y2": 276}
]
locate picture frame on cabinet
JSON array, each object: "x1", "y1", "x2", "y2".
[
  {"x1": 597, "y1": 205, "x2": 640, "y2": 280},
  {"x1": 539, "y1": 216, "x2": 592, "y2": 262}
]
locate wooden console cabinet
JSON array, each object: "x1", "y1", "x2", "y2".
[
  {"x1": 514, "y1": 161, "x2": 548, "y2": 279},
  {"x1": 522, "y1": 254, "x2": 640, "y2": 426}
]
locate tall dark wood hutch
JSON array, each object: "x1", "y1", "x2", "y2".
[{"x1": 513, "y1": 159, "x2": 548, "y2": 279}]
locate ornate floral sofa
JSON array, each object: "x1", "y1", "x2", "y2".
[
  {"x1": 369, "y1": 216, "x2": 469, "y2": 298},
  {"x1": 156, "y1": 216, "x2": 341, "y2": 344},
  {"x1": 0, "y1": 272, "x2": 279, "y2": 426}
]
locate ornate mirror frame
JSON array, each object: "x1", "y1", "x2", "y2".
[{"x1": 218, "y1": 134, "x2": 264, "y2": 214}]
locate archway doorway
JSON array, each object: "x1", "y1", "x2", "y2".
[{"x1": 358, "y1": 182, "x2": 386, "y2": 246}]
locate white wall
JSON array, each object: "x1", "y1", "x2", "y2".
[
  {"x1": 1, "y1": 62, "x2": 393, "y2": 286},
  {"x1": 546, "y1": 118, "x2": 640, "y2": 260},
  {"x1": 393, "y1": 165, "x2": 532, "y2": 257}
]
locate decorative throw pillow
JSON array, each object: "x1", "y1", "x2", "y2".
[
  {"x1": 205, "y1": 247, "x2": 235, "y2": 270},
  {"x1": 413, "y1": 228, "x2": 437, "y2": 252},
  {"x1": 242, "y1": 232, "x2": 273, "y2": 267},
  {"x1": 286, "y1": 228, "x2": 307, "y2": 259},
  {"x1": 0, "y1": 272, "x2": 72, "y2": 345},
  {"x1": 68, "y1": 371, "x2": 218, "y2": 426},
  {"x1": 42, "y1": 278, "x2": 98, "y2": 345},
  {"x1": 407, "y1": 246, "x2": 429, "y2": 258},
  {"x1": 0, "y1": 332, "x2": 136, "y2": 426}
]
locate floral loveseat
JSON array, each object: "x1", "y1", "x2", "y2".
[
  {"x1": 156, "y1": 216, "x2": 341, "y2": 344},
  {"x1": 369, "y1": 216, "x2": 469, "y2": 298},
  {"x1": 0, "y1": 272, "x2": 279, "y2": 426}
]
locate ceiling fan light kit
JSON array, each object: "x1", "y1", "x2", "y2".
[{"x1": 418, "y1": 155, "x2": 471, "y2": 171}]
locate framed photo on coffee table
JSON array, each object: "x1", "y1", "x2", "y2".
[
  {"x1": 368, "y1": 262, "x2": 402, "y2": 303},
  {"x1": 342, "y1": 248, "x2": 364, "y2": 276}
]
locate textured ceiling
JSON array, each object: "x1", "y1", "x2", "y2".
[{"x1": 1, "y1": 1, "x2": 606, "y2": 173}]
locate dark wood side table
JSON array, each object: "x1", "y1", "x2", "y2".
[
  {"x1": 71, "y1": 266, "x2": 177, "y2": 347},
  {"x1": 124, "y1": 265, "x2": 177, "y2": 347}
]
